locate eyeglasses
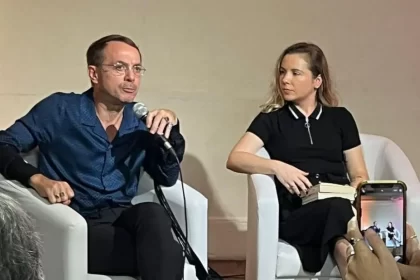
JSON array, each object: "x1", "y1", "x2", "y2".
[{"x1": 101, "y1": 62, "x2": 146, "y2": 76}]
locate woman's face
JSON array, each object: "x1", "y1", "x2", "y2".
[{"x1": 279, "y1": 53, "x2": 322, "y2": 104}]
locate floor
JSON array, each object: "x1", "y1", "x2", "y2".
[{"x1": 208, "y1": 260, "x2": 246, "y2": 279}]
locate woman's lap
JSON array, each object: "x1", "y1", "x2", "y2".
[{"x1": 279, "y1": 197, "x2": 354, "y2": 272}]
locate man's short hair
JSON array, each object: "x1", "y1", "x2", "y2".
[
  {"x1": 0, "y1": 192, "x2": 44, "y2": 280},
  {"x1": 86, "y1": 34, "x2": 141, "y2": 66}
]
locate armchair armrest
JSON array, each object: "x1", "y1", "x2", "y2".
[
  {"x1": 132, "y1": 174, "x2": 208, "y2": 269},
  {"x1": 383, "y1": 140, "x2": 420, "y2": 185},
  {"x1": 246, "y1": 173, "x2": 279, "y2": 280},
  {"x1": 0, "y1": 178, "x2": 88, "y2": 280}
]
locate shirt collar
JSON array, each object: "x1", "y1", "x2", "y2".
[
  {"x1": 80, "y1": 88, "x2": 96, "y2": 126},
  {"x1": 287, "y1": 102, "x2": 323, "y2": 120},
  {"x1": 80, "y1": 88, "x2": 139, "y2": 133}
]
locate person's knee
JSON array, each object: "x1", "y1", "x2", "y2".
[
  {"x1": 328, "y1": 197, "x2": 351, "y2": 206},
  {"x1": 328, "y1": 197, "x2": 353, "y2": 213},
  {"x1": 132, "y1": 202, "x2": 169, "y2": 219},
  {"x1": 131, "y1": 202, "x2": 172, "y2": 232},
  {"x1": 326, "y1": 197, "x2": 354, "y2": 227}
]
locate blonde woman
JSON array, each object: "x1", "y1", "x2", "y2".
[{"x1": 226, "y1": 42, "x2": 369, "y2": 277}]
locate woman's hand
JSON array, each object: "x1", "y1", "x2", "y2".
[
  {"x1": 345, "y1": 228, "x2": 401, "y2": 280},
  {"x1": 274, "y1": 161, "x2": 312, "y2": 195},
  {"x1": 406, "y1": 223, "x2": 420, "y2": 265},
  {"x1": 397, "y1": 223, "x2": 420, "y2": 280}
]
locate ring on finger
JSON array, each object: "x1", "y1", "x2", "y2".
[
  {"x1": 54, "y1": 194, "x2": 60, "y2": 199},
  {"x1": 59, "y1": 192, "x2": 66, "y2": 197},
  {"x1": 163, "y1": 116, "x2": 170, "y2": 122},
  {"x1": 349, "y1": 237, "x2": 363, "y2": 246}
]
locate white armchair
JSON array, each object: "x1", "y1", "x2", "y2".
[
  {"x1": 246, "y1": 133, "x2": 420, "y2": 280},
  {"x1": 0, "y1": 149, "x2": 207, "y2": 280}
]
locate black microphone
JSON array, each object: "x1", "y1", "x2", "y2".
[{"x1": 133, "y1": 102, "x2": 174, "y2": 151}]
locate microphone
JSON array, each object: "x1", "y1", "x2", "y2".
[{"x1": 133, "y1": 102, "x2": 174, "y2": 151}]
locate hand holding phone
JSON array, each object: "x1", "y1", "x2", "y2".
[
  {"x1": 355, "y1": 180, "x2": 407, "y2": 263},
  {"x1": 346, "y1": 228, "x2": 401, "y2": 280}
]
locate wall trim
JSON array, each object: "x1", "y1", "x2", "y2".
[{"x1": 208, "y1": 216, "x2": 247, "y2": 260}]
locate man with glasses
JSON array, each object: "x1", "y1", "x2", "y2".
[{"x1": 0, "y1": 34, "x2": 185, "y2": 280}]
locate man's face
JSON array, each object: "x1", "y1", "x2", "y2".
[{"x1": 89, "y1": 41, "x2": 143, "y2": 105}]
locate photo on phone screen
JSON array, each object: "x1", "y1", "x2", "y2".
[{"x1": 358, "y1": 181, "x2": 406, "y2": 263}]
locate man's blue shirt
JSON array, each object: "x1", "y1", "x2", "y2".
[{"x1": 0, "y1": 88, "x2": 183, "y2": 215}]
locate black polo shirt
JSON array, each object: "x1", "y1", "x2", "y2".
[
  {"x1": 248, "y1": 102, "x2": 361, "y2": 175},
  {"x1": 247, "y1": 103, "x2": 361, "y2": 219}
]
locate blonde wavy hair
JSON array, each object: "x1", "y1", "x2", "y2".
[{"x1": 261, "y1": 42, "x2": 339, "y2": 113}]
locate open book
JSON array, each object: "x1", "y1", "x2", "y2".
[{"x1": 302, "y1": 182, "x2": 357, "y2": 205}]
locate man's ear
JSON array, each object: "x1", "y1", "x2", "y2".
[
  {"x1": 88, "y1": 65, "x2": 99, "y2": 84},
  {"x1": 314, "y1": 74, "x2": 322, "y2": 89}
]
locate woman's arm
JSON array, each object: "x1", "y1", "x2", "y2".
[
  {"x1": 344, "y1": 145, "x2": 369, "y2": 188},
  {"x1": 227, "y1": 132, "x2": 313, "y2": 193},
  {"x1": 226, "y1": 132, "x2": 279, "y2": 175}
]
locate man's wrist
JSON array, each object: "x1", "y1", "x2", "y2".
[
  {"x1": 29, "y1": 173, "x2": 45, "y2": 189},
  {"x1": 3, "y1": 154, "x2": 41, "y2": 187}
]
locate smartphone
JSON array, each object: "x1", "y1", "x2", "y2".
[{"x1": 356, "y1": 180, "x2": 407, "y2": 263}]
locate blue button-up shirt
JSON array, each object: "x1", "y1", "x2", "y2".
[{"x1": 0, "y1": 88, "x2": 183, "y2": 215}]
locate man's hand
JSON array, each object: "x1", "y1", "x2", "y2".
[
  {"x1": 345, "y1": 228, "x2": 401, "y2": 280},
  {"x1": 29, "y1": 174, "x2": 74, "y2": 205},
  {"x1": 396, "y1": 223, "x2": 420, "y2": 280},
  {"x1": 406, "y1": 223, "x2": 420, "y2": 265},
  {"x1": 146, "y1": 109, "x2": 177, "y2": 138}
]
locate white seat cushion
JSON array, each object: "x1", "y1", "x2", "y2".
[{"x1": 276, "y1": 240, "x2": 340, "y2": 278}]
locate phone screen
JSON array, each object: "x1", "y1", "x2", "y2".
[{"x1": 358, "y1": 182, "x2": 406, "y2": 263}]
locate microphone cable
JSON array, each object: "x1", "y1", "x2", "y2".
[{"x1": 153, "y1": 148, "x2": 224, "y2": 280}]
